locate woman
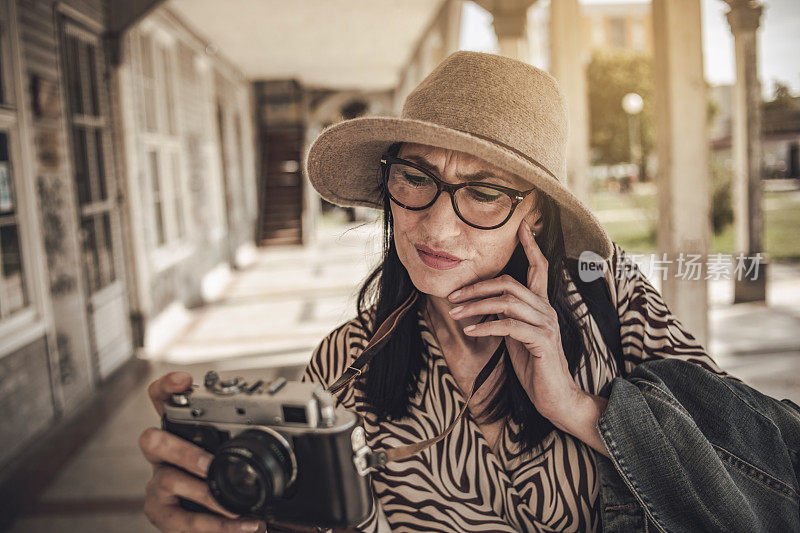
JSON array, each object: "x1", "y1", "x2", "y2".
[{"x1": 140, "y1": 51, "x2": 735, "y2": 532}]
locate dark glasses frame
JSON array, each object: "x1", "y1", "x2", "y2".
[{"x1": 379, "y1": 154, "x2": 537, "y2": 230}]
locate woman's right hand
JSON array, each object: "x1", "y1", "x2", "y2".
[{"x1": 140, "y1": 371, "x2": 268, "y2": 533}]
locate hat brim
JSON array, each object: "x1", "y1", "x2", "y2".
[{"x1": 304, "y1": 116, "x2": 613, "y2": 261}]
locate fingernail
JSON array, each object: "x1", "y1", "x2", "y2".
[
  {"x1": 448, "y1": 306, "x2": 463, "y2": 315},
  {"x1": 239, "y1": 520, "x2": 263, "y2": 532},
  {"x1": 448, "y1": 290, "x2": 461, "y2": 300},
  {"x1": 464, "y1": 324, "x2": 476, "y2": 332}
]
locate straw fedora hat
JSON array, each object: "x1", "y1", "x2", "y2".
[{"x1": 303, "y1": 50, "x2": 613, "y2": 261}]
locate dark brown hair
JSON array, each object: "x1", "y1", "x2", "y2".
[{"x1": 352, "y1": 142, "x2": 588, "y2": 455}]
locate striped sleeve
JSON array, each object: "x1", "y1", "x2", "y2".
[{"x1": 609, "y1": 241, "x2": 742, "y2": 382}]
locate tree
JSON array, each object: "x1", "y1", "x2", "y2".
[
  {"x1": 586, "y1": 49, "x2": 655, "y2": 168},
  {"x1": 762, "y1": 80, "x2": 798, "y2": 113}
]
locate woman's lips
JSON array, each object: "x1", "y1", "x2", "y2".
[{"x1": 415, "y1": 246, "x2": 463, "y2": 270}]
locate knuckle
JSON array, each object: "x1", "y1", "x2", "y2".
[
  {"x1": 145, "y1": 474, "x2": 157, "y2": 496},
  {"x1": 150, "y1": 466, "x2": 167, "y2": 489},
  {"x1": 147, "y1": 377, "x2": 163, "y2": 400},
  {"x1": 143, "y1": 499, "x2": 156, "y2": 523},
  {"x1": 188, "y1": 512, "x2": 218, "y2": 532},
  {"x1": 500, "y1": 274, "x2": 514, "y2": 284},
  {"x1": 143, "y1": 497, "x2": 164, "y2": 529},
  {"x1": 162, "y1": 508, "x2": 185, "y2": 533},
  {"x1": 147, "y1": 380, "x2": 157, "y2": 397},
  {"x1": 139, "y1": 427, "x2": 163, "y2": 453},
  {"x1": 160, "y1": 468, "x2": 180, "y2": 493}
]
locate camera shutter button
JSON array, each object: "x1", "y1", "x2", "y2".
[{"x1": 313, "y1": 389, "x2": 336, "y2": 427}]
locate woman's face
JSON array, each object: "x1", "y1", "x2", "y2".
[{"x1": 391, "y1": 142, "x2": 544, "y2": 299}]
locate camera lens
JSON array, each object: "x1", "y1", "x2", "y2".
[
  {"x1": 207, "y1": 429, "x2": 296, "y2": 514},
  {"x1": 220, "y1": 457, "x2": 261, "y2": 503}
]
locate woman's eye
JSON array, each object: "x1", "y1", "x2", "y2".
[
  {"x1": 403, "y1": 172, "x2": 430, "y2": 185},
  {"x1": 466, "y1": 186, "x2": 502, "y2": 202}
]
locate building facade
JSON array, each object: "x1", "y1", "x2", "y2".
[
  {"x1": 0, "y1": 0, "x2": 257, "y2": 474},
  {"x1": 116, "y1": 8, "x2": 257, "y2": 354}
]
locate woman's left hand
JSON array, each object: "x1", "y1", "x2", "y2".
[{"x1": 447, "y1": 220, "x2": 585, "y2": 426}]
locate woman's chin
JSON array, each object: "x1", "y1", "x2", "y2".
[{"x1": 408, "y1": 270, "x2": 462, "y2": 299}]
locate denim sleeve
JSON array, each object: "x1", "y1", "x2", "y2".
[
  {"x1": 610, "y1": 242, "x2": 740, "y2": 382},
  {"x1": 595, "y1": 357, "x2": 800, "y2": 532}
]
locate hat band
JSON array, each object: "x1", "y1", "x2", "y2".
[{"x1": 441, "y1": 126, "x2": 561, "y2": 184}]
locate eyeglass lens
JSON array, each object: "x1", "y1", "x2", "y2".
[{"x1": 386, "y1": 162, "x2": 514, "y2": 228}]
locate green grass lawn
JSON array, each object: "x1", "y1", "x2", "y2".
[{"x1": 591, "y1": 185, "x2": 800, "y2": 262}]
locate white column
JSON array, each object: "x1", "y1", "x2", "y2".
[
  {"x1": 474, "y1": 0, "x2": 536, "y2": 62},
  {"x1": 726, "y1": 0, "x2": 767, "y2": 303},
  {"x1": 549, "y1": 0, "x2": 591, "y2": 204},
  {"x1": 652, "y1": 0, "x2": 711, "y2": 346}
]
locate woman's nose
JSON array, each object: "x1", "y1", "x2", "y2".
[{"x1": 424, "y1": 188, "x2": 461, "y2": 229}]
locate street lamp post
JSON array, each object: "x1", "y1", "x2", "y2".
[{"x1": 622, "y1": 92, "x2": 644, "y2": 182}]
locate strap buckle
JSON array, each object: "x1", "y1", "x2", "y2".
[{"x1": 353, "y1": 447, "x2": 388, "y2": 476}]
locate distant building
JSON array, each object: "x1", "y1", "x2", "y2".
[
  {"x1": 526, "y1": 0, "x2": 653, "y2": 68},
  {"x1": 581, "y1": 0, "x2": 653, "y2": 54},
  {"x1": 709, "y1": 84, "x2": 800, "y2": 180}
]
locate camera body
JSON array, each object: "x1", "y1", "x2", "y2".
[{"x1": 162, "y1": 371, "x2": 373, "y2": 529}]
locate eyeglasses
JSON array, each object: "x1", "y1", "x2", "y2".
[{"x1": 380, "y1": 154, "x2": 536, "y2": 230}]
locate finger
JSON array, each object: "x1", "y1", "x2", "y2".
[
  {"x1": 148, "y1": 372, "x2": 193, "y2": 416},
  {"x1": 449, "y1": 274, "x2": 540, "y2": 310},
  {"x1": 450, "y1": 294, "x2": 551, "y2": 327},
  {"x1": 464, "y1": 317, "x2": 547, "y2": 356},
  {"x1": 149, "y1": 464, "x2": 240, "y2": 519},
  {"x1": 139, "y1": 427, "x2": 213, "y2": 479},
  {"x1": 148, "y1": 500, "x2": 266, "y2": 533},
  {"x1": 518, "y1": 220, "x2": 549, "y2": 298}
]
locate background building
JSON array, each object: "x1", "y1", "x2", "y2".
[{"x1": 0, "y1": 0, "x2": 256, "y2": 475}]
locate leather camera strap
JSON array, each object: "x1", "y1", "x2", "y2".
[
  {"x1": 325, "y1": 289, "x2": 505, "y2": 468},
  {"x1": 326, "y1": 288, "x2": 422, "y2": 396}
]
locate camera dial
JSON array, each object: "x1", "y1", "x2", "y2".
[
  {"x1": 204, "y1": 370, "x2": 247, "y2": 396},
  {"x1": 207, "y1": 428, "x2": 297, "y2": 515}
]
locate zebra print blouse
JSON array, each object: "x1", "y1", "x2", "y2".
[{"x1": 301, "y1": 241, "x2": 739, "y2": 532}]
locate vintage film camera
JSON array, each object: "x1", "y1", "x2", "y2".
[{"x1": 162, "y1": 371, "x2": 373, "y2": 529}]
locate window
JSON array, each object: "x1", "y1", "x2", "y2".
[
  {"x1": 630, "y1": 18, "x2": 646, "y2": 51},
  {"x1": 159, "y1": 44, "x2": 177, "y2": 135},
  {"x1": 0, "y1": 131, "x2": 29, "y2": 318},
  {"x1": 139, "y1": 32, "x2": 157, "y2": 132},
  {"x1": 62, "y1": 23, "x2": 116, "y2": 294},
  {"x1": 170, "y1": 152, "x2": 185, "y2": 239},
  {"x1": 607, "y1": 16, "x2": 627, "y2": 49},
  {"x1": 234, "y1": 113, "x2": 248, "y2": 216},
  {"x1": 148, "y1": 150, "x2": 166, "y2": 246},
  {"x1": 0, "y1": 26, "x2": 7, "y2": 105},
  {"x1": 135, "y1": 27, "x2": 188, "y2": 254},
  {"x1": 0, "y1": 3, "x2": 32, "y2": 322}
]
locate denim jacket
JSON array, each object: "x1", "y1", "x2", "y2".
[{"x1": 592, "y1": 357, "x2": 800, "y2": 532}]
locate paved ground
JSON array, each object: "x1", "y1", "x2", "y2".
[{"x1": 7, "y1": 215, "x2": 800, "y2": 532}]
